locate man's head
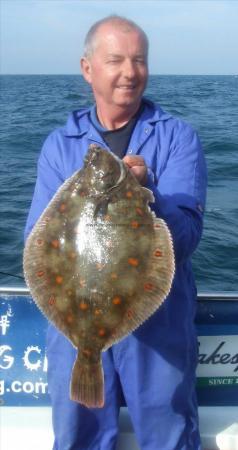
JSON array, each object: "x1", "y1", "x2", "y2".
[
  {"x1": 83, "y1": 15, "x2": 149, "y2": 59},
  {"x1": 81, "y1": 15, "x2": 149, "y2": 115}
]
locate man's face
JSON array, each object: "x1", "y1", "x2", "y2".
[{"x1": 81, "y1": 24, "x2": 148, "y2": 111}]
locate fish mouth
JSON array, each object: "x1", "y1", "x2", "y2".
[
  {"x1": 84, "y1": 145, "x2": 102, "y2": 166},
  {"x1": 84, "y1": 145, "x2": 119, "y2": 169}
]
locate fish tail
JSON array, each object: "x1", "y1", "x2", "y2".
[{"x1": 70, "y1": 353, "x2": 104, "y2": 408}]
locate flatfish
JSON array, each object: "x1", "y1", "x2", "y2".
[{"x1": 23, "y1": 144, "x2": 175, "y2": 408}]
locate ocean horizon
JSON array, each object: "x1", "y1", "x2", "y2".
[{"x1": 0, "y1": 74, "x2": 237, "y2": 291}]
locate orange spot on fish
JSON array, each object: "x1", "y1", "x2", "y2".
[
  {"x1": 131, "y1": 221, "x2": 139, "y2": 229},
  {"x1": 112, "y1": 296, "x2": 122, "y2": 305},
  {"x1": 51, "y1": 239, "x2": 60, "y2": 249},
  {"x1": 59, "y1": 203, "x2": 66, "y2": 213},
  {"x1": 127, "y1": 309, "x2": 134, "y2": 319},
  {"x1": 154, "y1": 223, "x2": 160, "y2": 229},
  {"x1": 36, "y1": 270, "x2": 45, "y2": 278},
  {"x1": 94, "y1": 308, "x2": 102, "y2": 316},
  {"x1": 111, "y1": 273, "x2": 118, "y2": 280},
  {"x1": 136, "y1": 207, "x2": 143, "y2": 216},
  {"x1": 79, "y1": 302, "x2": 88, "y2": 311},
  {"x1": 144, "y1": 282, "x2": 154, "y2": 292},
  {"x1": 126, "y1": 191, "x2": 133, "y2": 198},
  {"x1": 98, "y1": 328, "x2": 106, "y2": 337},
  {"x1": 36, "y1": 238, "x2": 44, "y2": 246},
  {"x1": 154, "y1": 249, "x2": 162, "y2": 257},
  {"x1": 82, "y1": 349, "x2": 91, "y2": 358},
  {"x1": 66, "y1": 314, "x2": 74, "y2": 323},
  {"x1": 48, "y1": 295, "x2": 56, "y2": 306},
  {"x1": 55, "y1": 275, "x2": 63, "y2": 284},
  {"x1": 128, "y1": 257, "x2": 139, "y2": 267}
]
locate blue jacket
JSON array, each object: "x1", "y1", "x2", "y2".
[
  {"x1": 25, "y1": 98, "x2": 207, "y2": 449},
  {"x1": 25, "y1": 97, "x2": 207, "y2": 326}
]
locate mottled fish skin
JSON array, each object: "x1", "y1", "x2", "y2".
[{"x1": 23, "y1": 144, "x2": 175, "y2": 408}]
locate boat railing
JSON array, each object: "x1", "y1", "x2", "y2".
[{"x1": 0, "y1": 286, "x2": 238, "y2": 300}]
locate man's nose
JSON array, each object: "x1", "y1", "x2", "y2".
[{"x1": 122, "y1": 58, "x2": 137, "y2": 78}]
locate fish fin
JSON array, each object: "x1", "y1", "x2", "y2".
[
  {"x1": 141, "y1": 187, "x2": 154, "y2": 203},
  {"x1": 70, "y1": 352, "x2": 104, "y2": 408},
  {"x1": 103, "y1": 217, "x2": 175, "y2": 350}
]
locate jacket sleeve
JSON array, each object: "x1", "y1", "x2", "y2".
[
  {"x1": 24, "y1": 133, "x2": 65, "y2": 241},
  {"x1": 147, "y1": 123, "x2": 207, "y2": 265}
]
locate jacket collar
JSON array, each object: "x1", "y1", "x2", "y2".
[
  {"x1": 62, "y1": 97, "x2": 172, "y2": 137},
  {"x1": 62, "y1": 108, "x2": 92, "y2": 137}
]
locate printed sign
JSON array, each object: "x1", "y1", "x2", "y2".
[
  {"x1": 197, "y1": 335, "x2": 238, "y2": 387},
  {"x1": 0, "y1": 294, "x2": 50, "y2": 406}
]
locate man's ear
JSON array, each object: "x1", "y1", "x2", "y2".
[{"x1": 80, "y1": 57, "x2": 92, "y2": 84}]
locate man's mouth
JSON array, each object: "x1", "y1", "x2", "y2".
[{"x1": 117, "y1": 85, "x2": 136, "y2": 90}]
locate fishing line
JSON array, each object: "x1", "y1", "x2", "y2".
[{"x1": 0, "y1": 271, "x2": 24, "y2": 280}]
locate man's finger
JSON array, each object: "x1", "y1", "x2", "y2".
[{"x1": 123, "y1": 155, "x2": 145, "y2": 167}]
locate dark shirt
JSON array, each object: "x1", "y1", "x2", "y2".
[{"x1": 90, "y1": 103, "x2": 144, "y2": 159}]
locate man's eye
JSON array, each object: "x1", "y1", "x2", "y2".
[
  {"x1": 134, "y1": 58, "x2": 146, "y2": 64},
  {"x1": 107, "y1": 60, "x2": 121, "y2": 64}
]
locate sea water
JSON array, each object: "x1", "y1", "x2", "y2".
[{"x1": 0, "y1": 75, "x2": 237, "y2": 291}]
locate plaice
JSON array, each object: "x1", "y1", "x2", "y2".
[{"x1": 23, "y1": 144, "x2": 175, "y2": 408}]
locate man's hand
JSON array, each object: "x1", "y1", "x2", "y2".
[{"x1": 123, "y1": 155, "x2": 147, "y2": 186}]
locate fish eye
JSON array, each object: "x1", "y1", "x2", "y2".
[{"x1": 91, "y1": 150, "x2": 101, "y2": 163}]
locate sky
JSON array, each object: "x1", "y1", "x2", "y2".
[{"x1": 0, "y1": 0, "x2": 237, "y2": 75}]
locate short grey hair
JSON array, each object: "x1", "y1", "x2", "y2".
[{"x1": 83, "y1": 15, "x2": 149, "y2": 58}]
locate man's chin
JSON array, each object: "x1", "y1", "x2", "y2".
[{"x1": 114, "y1": 96, "x2": 142, "y2": 109}]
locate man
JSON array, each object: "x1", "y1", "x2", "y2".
[{"x1": 25, "y1": 15, "x2": 207, "y2": 450}]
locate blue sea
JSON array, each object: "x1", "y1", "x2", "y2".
[{"x1": 0, "y1": 75, "x2": 237, "y2": 292}]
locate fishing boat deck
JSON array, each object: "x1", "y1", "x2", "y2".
[{"x1": 1, "y1": 406, "x2": 238, "y2": 449}]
